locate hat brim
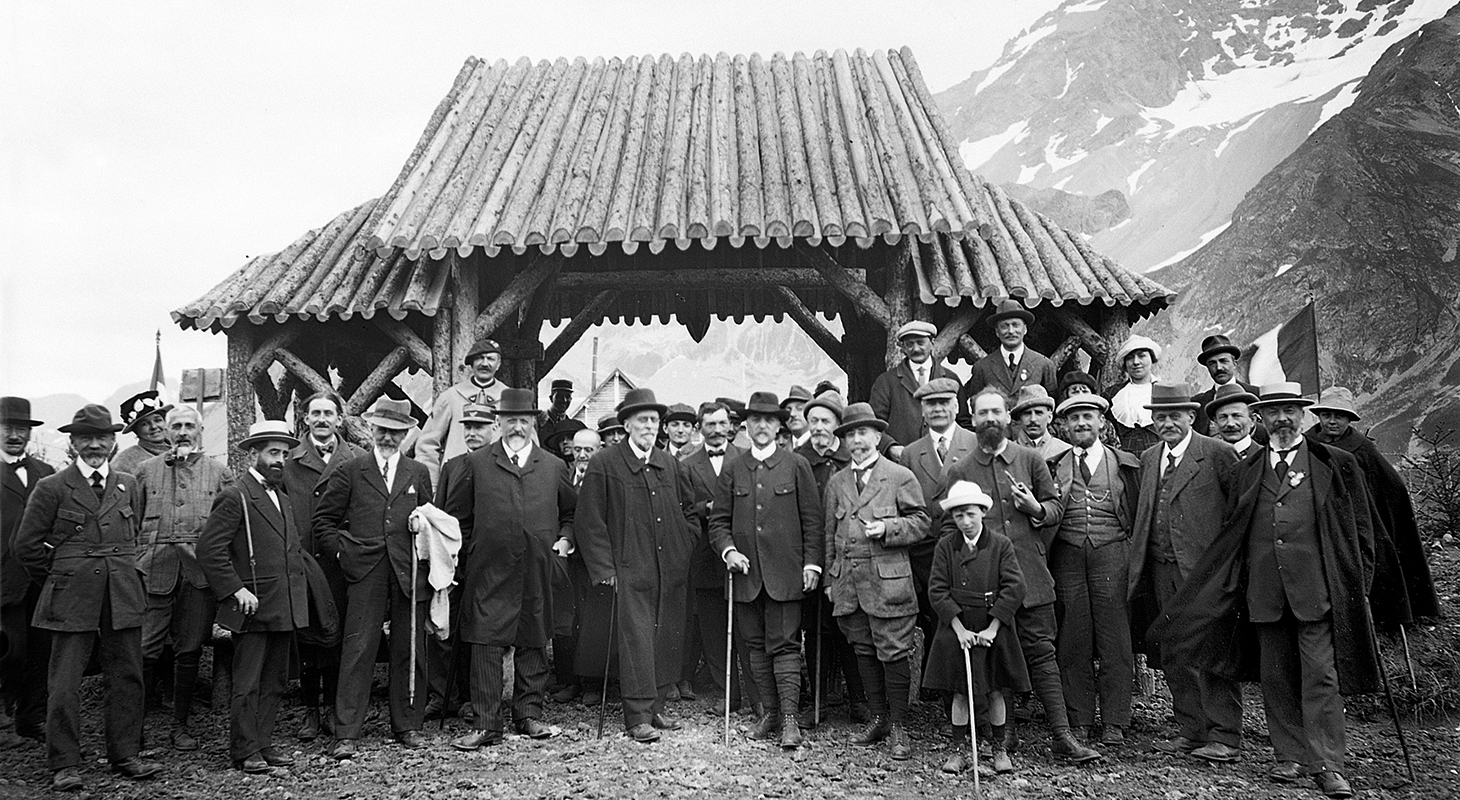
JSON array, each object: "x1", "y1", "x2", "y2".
[
  {"x1": 58, "y1": 422, "x2": 123, "y2": 434},
  {"x1": 989, "y1": 308, "x2": 1034, "y2": 326},
  {"x1": 1057, "y1": 400, "x2": 1108, "y2": 417},
  {"x1": 1204, "y1": 392, "x2": 1259, "y2": 418},
  {"x1": 915, "y1": 391, "x2": 958, "y2": 402},
  {"x1": 239, "y1": 432, "x2": 301, "y2": 450},
  {"x1": 940, "y1": 496, "x2": 993, "y2": 512},
  {"x1": 1309, "y1": 404, "x2": 1360, "y2": 421},
  {"x1": 1011, "y1": 400, "x2": 1055, "y2": 416},
  {"x1": 1142, "y1": 402, "x2": 1201, "y2": 411},
  {"x1": 803, "y1": 399, "x2": 842, "y2": 421},
  {"x1": 361, "y1": 413, "x2": 417, "y2": 430},
  {"x1": 834, "y1": 418, "x2": 888, "y2": 437},
  {"x1": 617, "y1": 403, "x2": 668, "y2": 423},
  {"x1": 121, "y1": 404, "x2": 174, "y2": 434},
  {"x1": 1197, "y1": 345, "x2": 1241, "y2": 365},
  {"x1": 1248, "y1": 397, "x2": 1314, "y2": 411},
  {"x1": 2, "y1": 418, "x2": 44, "y2": 427},
  {"x1": 744, "y1": 404, "x2": 791, "y2": 422}
]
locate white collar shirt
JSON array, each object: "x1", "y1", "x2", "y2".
[{"x1": 1161, "y1": 430, "x2": 1194, "y2": 477}]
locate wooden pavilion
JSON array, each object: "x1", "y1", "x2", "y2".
[{"x1": 173, "y1": 48, "x2": 1173, "y2": 470}]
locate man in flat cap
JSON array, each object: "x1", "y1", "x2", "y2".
[
  {"x1": 871, "y1": 321, "x2": 962, "y2": 452},
  {"x1": 314, "y1": 397, "x2": 435, "y2": 758},
  {"x1": 0, "y1": 397, "x2": 53, "y2": 746},
  {"x1": 662, "y1": 404, "x2": 698, "y2": 461},
  {"x1": 112, "y1": 390, "x2": 173, "y2": 475},
  {"x1": 538, "y1": 379, "x2": 574, "y2": 435},
  {"x1": 1103, "y1": 336, "x2": 1164, "y2": 455},
  {"x1": 1012, "y1": 385, "x2": 1072, "y2": 463},
  {"x1": 960, "y1": 300, "x2": 1058, "y2": 426},
  {"x1": 418, "y1": 337, "x2": 513, "y2": 489},
  {"x1": 1191, "y1": 334, "x2": 1262, "y2": 438},
  {"x1": 15, "y1": 405, "x2": 161, "y2": 790}
]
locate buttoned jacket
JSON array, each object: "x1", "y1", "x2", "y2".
[
  {"x1": 135, "y1": 452, "x2": 235, "y2": 594},
  {"x1": 708, "y1": 446, "x2": 824, "y2": 603},
  {"x1": 2, "y1": 455, "x2": 54, "y2": 605},
  {"x1": 313, "y1": 452, "x2": 433, "y2": 593},
  {"x1": 823, "y1": 456, "x2": 930, "y2": 618},
  {"x1": 197, "y1": 472, "x2": 309, "y2": 631}
]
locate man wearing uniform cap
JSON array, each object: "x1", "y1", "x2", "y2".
[
  {"x1": 1012, "y1": 385, "x2": 1072, "y2": 463},
  {"x1": 538, "y1": 379, "x2": 574, "y2": 434},
  {"x1": 418, "y1": 337, "x2": 514, "y2": 489},
  {"x1": 960, "y1": 300, "x2": 1058, "y2": 428},
  {"x1": 112, "y1": 390, "x2": 173, "y2": 475},
  {"x1": 1103, "y1": 335, "x2": 1165, "y2": 455},
  {"x1": 870, "y1": 321, "x2": 962, "y2": 451},
  {"x1": 15, "y1": 405, "x2": 161, "y2": 790},
  {"x1": 0, "y1": 397, "x2": 54, "y2": 746},
  {"x1": 1192, "y1": 334, "x2": 1262, "y2": 437},
  {"x1": 1205, "y1": 384, "x2": 1262, "y2": 458}
]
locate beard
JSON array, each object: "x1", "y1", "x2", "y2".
[
  {"x1": 975, "y1": 420, "x2": 1006, "y2": 451},
  {"x1": 260, "y1": 462, "x2": 285, "y2": 486}
]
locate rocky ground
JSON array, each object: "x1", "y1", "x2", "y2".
[{"x1": 3, "y1": 550, "x2": 1456, "y2": 800}]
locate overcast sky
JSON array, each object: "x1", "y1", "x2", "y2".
[{"x1": 1, "y1": 0, "x2": 1059, "y2": 402}]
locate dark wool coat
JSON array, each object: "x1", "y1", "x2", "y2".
[
  {"x1": 1128, "y1": 433, "x2": 1240, "y2": 598},
  {"x1": 708, "y1": 446, "x2": 824, "y2": 603},
  {"x1": 2, "y1": 455, "x2": 54, "y2": 605},
  {"x1": 923, "y1": 529, "x2": 1029, "y2": 694},
  {"x1": 870, "y1": 360, "x2": 963, "y2": 447},
  {"x1": 961, "y1": 349, "x2": 1058, "y2": 418},
  {"x1": 197, "y1": 473, "x2": 310, "y2": 632},
  {"x1": 443, "y1": 442, "x2": 575, "y2": 647},
  {"x1": 283, "y1": 438, "x2": 364, "y2": 558},
  {"x1": 15, "y1": 465, "x2": 147, "y2": 632},
  {"x1": 682, "y1": 445, "x2": 745, "y2": 591},
  {"x1": 795, "y1": 441, "x2": 851, "y2": 497},
  {"x1": 313, "y1": 453, "x2": 433, "y2": 594},
  {"x1": 1150, "y1": 441, "x2": 1381, "y2": 694},
  {"x1": 823, "y1": 456, "x2": 930, "y2": 619}
]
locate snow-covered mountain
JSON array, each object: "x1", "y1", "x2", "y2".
[{"x1": 937, "y1": 0, "x2": 1453, "y2": 271}]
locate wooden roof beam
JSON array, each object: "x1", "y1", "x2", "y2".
[
  {"x1": 796, "y1": 243, "x2": 892, "y2": 327},
  {"x1": 374, "y1": 317, "x2": 434, "y2": 371},
  {"x1": 543, "y1": 289, "x2": 619, "y2": 375},
  {"x1": 931, "y1": 304, "x2": 987, "y2": 364},
  {"x1": 773, "y1": 286, "x2": 845, "y2": 368},
  {"x1": 472, "y1": 254, "x2": 555, "y2": 340},
  {"x1": 553, "y1": 267, "x2": 862, "y2": 290}
]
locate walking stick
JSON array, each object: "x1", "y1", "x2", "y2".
[
  {"x1": 596, "y1": 582, "x2": 618, "y2": 740},
  {"x1": 1366, "y1": 600, "x2": 1416, "y2": 785},
  {"x1": 1398, "y1": 624, "x2": 1417, "y2": 691},
  {"x1": 409, "y1": 526, "x2": 418, "y2": 707},
  {"x1": 813, "y1": 589, "x2": 823, "y2": 726},
  {"x1": 724, "y1": 572, "x2": 734, "y2": 747},
  {"x1": 962, "y1": 645, "x2": 981, "y2": 796}
]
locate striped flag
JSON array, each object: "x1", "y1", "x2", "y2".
[
  {"x1": 150, "y1": 330, "x2": 173, "y2": 405},
  {"x1": 1246, "y1": 302, "x2": 1319, "y2": 391}
]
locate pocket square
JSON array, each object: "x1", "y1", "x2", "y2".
[{"x1": 406, "y1": 485, "x2": 416, "y2": 494}]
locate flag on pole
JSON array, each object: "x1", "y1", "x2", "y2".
[
  {"x1": 1246, "y1": 302, "x2": 1319, "y2": 391},
  {"x1": 150, "y1": 330, "x2": 173, "y2": 405}
]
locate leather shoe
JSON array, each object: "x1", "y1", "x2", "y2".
[
  {"x1": 1192, "y1": 741, "x2": 1241, "y2": 763},
  {"x1": 750, "y1": 711, "x2": 781, "y2": 740},
  {"x1": 395, "y1": 730, "x2": 427, "y2": 749},
  {"x1": 51, "y1": 767, "x2": 84, "y2": 792},
  {"x1": 516, "y1": 718, "x2": 555, "y2": 739},
  {"x1": 675, "y1": 680, "x2": 697, "y2": 701},
  {"x1": 1002, "y1": 722, "x2": 1020, "y2": 753},
  {"x1": 1052, "y1": 729, "x2": 1103, "y2": 763},
  {"x1": 940, "y1": 752, "x2": 966, "y2": 774},
  {"x1": 330, "y1": 739, "x2": 358, "y2": 759},
  {"x1": 423, "y1": 696, "x2": 446, "y2": 720},
  {"x1": 259, "y1": 746, "x2": 294, "y2": 767},
  {"x1": 627, "y1": 723, "x2": 661, "y2": 743},
  {"x1": 1314, "y1": 771, "x2": 1354, "y2": 798},
  {"x1": 171, "y1": 724, "x2": 199, "y2": 751},
  {"x1": 550, "y1": 684, "x2": 580, "y2": 703},
  {"x1": 651, "y1": 712, "x2": 681, "y2": 731},
  {"x1": 452, "y1": 729, "x2": 503, "y2": 751},
  {"x1": 234, "y1": 754, "x2": 270, "y2": 774},
  {"x1": 780, "y1": 717, "x2": 803, "y2": 749},
  {"x1": 851, "y1": 715, "x2": 891, "y2": 746},
  {"x1": 1101, "y1": 726, "x2": 1126, "y2": 746},
  {"x1": 888, "y1": 724, "x2": 911, "y2": 760},
  {"x1": 582, "y1": 690, "x2": 603, "y2": 707},
  {"x1": 112, "y1": 757, "x2": 162, "y2": 779},
  {"x1": 1267, "y1": 761, "x2": 1304, "y2": 783},
  {"x1": 795, "y1": 707, "x2": 818, "y2": 729},
  {"x1": 1152, "y1": 735, "x2": 1202, "y2": 755},
  {"x1": 992, "y1": 745, "x2": 1015, "y2": 773},
  {"x1": 298, "y1": 707, "x2": 322, "y2": 741}
]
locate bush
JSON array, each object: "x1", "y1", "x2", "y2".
[{"x1": 1401, "y1": 427, "x2": 1460, "y2": 545}]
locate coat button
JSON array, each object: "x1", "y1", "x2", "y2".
[
  {"x1": 94, "y1": 568, "x2": 101, "y2": 574},
  {"x1": 75, "y1": 526, "x2": 83, "y2": 532}
]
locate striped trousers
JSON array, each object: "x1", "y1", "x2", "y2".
[{"x1": 468, "y1": 644, "x2": 549, "y2": 732}]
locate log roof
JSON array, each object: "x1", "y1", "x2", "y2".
[{"x1": 173, "y1": 47, "x2": 1173, "y2": 333}]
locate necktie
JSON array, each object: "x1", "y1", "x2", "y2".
[
  {"x1": 935, "y1": 436, "x2": 948, "y2": 464},
  {"x1": 1159, "y1": 453, "x2": 1177, "y2": 489},
  {"x1": 706, "y1": 449, "x2": 725, "y2": 458},
  {"x1": 1275, "y1": 446, "x2": 1297, "y2": 482},
  {"x1": 1077, "y1": 450, "x2": 1092, "y2": 485},
  {"x1": 916, "y1": 364, "x2": 927, "y2": 386},
  {"x1": 381, "y1": 461, "x2": 390, "y2": 489},
  {"x1": 1008, "y1": 352, "x2": 1017, "y2": 375},
  {"x1": 854, "y1": 468, "x2": 868, "y2": 493},
  {"x1": 511, "y1": 452, "x2": 520, "y2": 467},
  {"x1": 90, "y1": 471, "x2": 104, "y2": 499},
  {"x1": 316, "y1": 439, "x2": 334, "y2": 455}
]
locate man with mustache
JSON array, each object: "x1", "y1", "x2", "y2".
[
  {"x1": 0, "y1": 397, "x2": 54, "y2": 746},
  {"x1": 133, "y1": 406, "x2": 235, "y2": 751},
  {"x1": 934, "y1": 388, "x2": 1102, "y2": 763},
  {"x1": 314, "y1": 397, "x2": 434, "y2": 758},
  {"x1": 15, "y1": 405, "x2": 162, "y2": 791},
  {"x1": 196, "y1": 420, "x2": 309, "y2": 773},
  {"x1": 1206, "y1": 384, "x2": 1261, "y2": 458},
  {"x1": 1012, "y1": 385, "x2": 1072, "y2": 463},
  {"x1": 558, "y1": 427, "x2": 604, "y2": 705},
  {"x1": 871, "y1": 321, "x2": 963, "y2": 454},
  {"x1": 418, "y1": 338, "x2": 511, "y2": 489},
  {"x1": 283, "y1": 390, "x2": 364, "y2": 741},
  {"x1": 960, "y1": 301, "x2": 1058, "y2": 428},
  {"x1": 1192, "y1": 334, "x2": 1264, "y2": 439},
  {"x1": 782, "y1": 386, "x2": 812, "y2": 450},
  {"x1": 112, "y1": 391, "x2": 173, "y2": 475}
]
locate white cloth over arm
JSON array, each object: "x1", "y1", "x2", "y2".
[{"x1": 410, "y1": 503, "x2": 462, "y2": 639}]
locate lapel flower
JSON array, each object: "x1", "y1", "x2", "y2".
[{"x1": 1288, "y1": 470, "x2": 1306, "y2": 488}]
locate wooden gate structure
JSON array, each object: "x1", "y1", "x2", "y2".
[{"x1": 173, "y1": 48, "x2": 1173, "y2": 471}]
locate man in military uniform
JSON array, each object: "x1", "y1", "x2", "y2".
[{"x1": 418, "y1": 337, "x2": 511, "y2": 488}]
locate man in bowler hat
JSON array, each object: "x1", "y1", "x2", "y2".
[
  {"x1": 960, "y1": 300, "x2": 1058, "y2": 424},
  {"x1": 0, "y1": 397, "x2": 54, "y2": 745}
]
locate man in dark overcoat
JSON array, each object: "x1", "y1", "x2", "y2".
[
  {"x1": 869, "y1": 321, "x2": 962, "y2": 452},
  {"x1": 444, "y1": 390, "x2": 574, "y2": 750},
  {"x1": 197, "y1": 420, "x2": 310, "y2": 772},
  {"x1": 710, "y1": 392, "x2": 823, "y2": 749},
  {"x1": 314, "y1": 397, "x2": 434, "y2": 758},
  {"x1": 283, "y1": 390, "x2": 363, "y2": 741},
  {"x1": 0, "y1": 396, "x2": 54, "y2": 745},
  {"x1": 573, "y1": 388, "x2": 697, "y2": 743},
  {"x1": 15, "y1": 405, "x2": 161, "y2": 790}
]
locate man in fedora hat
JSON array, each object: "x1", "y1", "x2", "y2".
[
  {"x1": 444, "y1": 389, "x2": 576, "y2": 750},
  {"x1": 574, "y1": 388, "x2": 698, "y2": 742},
  {"x1": 934, "y1": 388, "x2": 1101, "y2": 763},
  {"x1": 662, "y1": 403, "x2": 698, "y2": 461},
  {"x1": 15, "y1": 405, "x2": 161, "y2": 790},
  {"x1": 709, "y1": 392, "x2": 823, "y2": 749},
  {"x1": 1307, "y1": 388, "x2": 1438, "y2": 624},
  {"x1": 418, "y1": 337, "x2": 514, "y2": 489},
  {"x1": 1192, "y1": 334, "x2": 1262, "y2": 437},
  {"x1": 1103, "y1": 335, "x2": 1164, "y2": 455},
  {"x1": 283, "y1": 390, "x2": 364, "y2": 741},
  {"x1": 112, "y1": 390, "x2": 174, "y2": 475},
  {"x1": 538, "y1": 379, "x2": 575, "y2": 434},
  {"x1": 871, "y1": 321, "x2": 963, "y2": 451},
  {"x1": 0, "y1": 397, "x2": 53, "y2": 746},
  {"x1": 823, "y1": 403, "x2": 929, "y2": 760},
  {"x1": 782, "y1": 386, "x2": 813, "y2": 450},
  {"x1": 196, "y1": 420, "x2": 309, "y2": 773},
  {"x1": 961, "y1": 300, "x2": 1058, "y2": 426},
  {"x1": 1012, "y1": 385, "x2": 1072, "y2": 463},
  {"x1": 1045, "y1": 393, "x2": 1140, "y2": 746},
  {"x1": 133, "y1": 405, "x2": 235, "y2": 751},
  {"x1": 1127, "y1": 383, "x2": 1241, "y2": 762},
  {"x1": 1206, "y1": 383, "x2": 1262, "y2": 458},
  {"x1": 313, "y1": 397, "x2": 435, "y2": 758}
]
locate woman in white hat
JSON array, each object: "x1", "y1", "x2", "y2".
[{"x1": 1103, "y1": 336, "x2": 1164, "y2": 455}]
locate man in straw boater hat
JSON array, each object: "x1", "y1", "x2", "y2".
[
  {"x1": 822, "y1": 402, "x2": 930, "y2": 760},
  {"x1": 443, "y1": 389, "x2": 575, "y2": 751},
  {"x1": 574, "y1": 388, "x2": 698, "y2": 743},
  {"x1": 1191, "y1": 333, "x2": 1264, "y2": 438},
  {"x1": 1102, "y1": 335, "x2": 1165, "y2": 455},
  {"x1": 196, "y1": 420, "x2": 309, "y2": 773},
  {"x1": 961, "y1": 300, "x2": 1058, "y2": 424},
  {"x1": 1126, "y1": 383, "x2": 1242, "y2": 763},
  {"x1": 1205, "y1": 383, "x2": 1263, "y2": 458},
  {"x1": 934, "y1": 387, "x2": 1102, "y2": 764},
  {"x1": 0, "y1": 396, "x2": 54, "y2": 747},
  {"x1": 418, "y1": 337, "x2": 512, "y2": 489},
  {"x1": 313, "y1": 397, "x2": 434, "y2": 758},
  {"x1": 1044, "y1": 393, "x2": 1140, "y2": 746},
  {"x1": 871, "y1": 320, "x2": 963, "y2": 453},
  {"x1": 709, "y1": 392, "x2": 824, "y2": 750},
  {"x1": 15, "y1": 405, "x2": 161, "y2": 790},
  {"x1": 112, "y1": 389, "x2": 173, "y2": 475},
  {"x1": 1307, "y1": 387, "x2": 1438, "y2": 625}
]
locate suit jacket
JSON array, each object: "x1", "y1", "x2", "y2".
[
  {"x1": 823, "y1": 456, "x2": 930, "y2": 618},
  {"x1": 197, "y1": 473, "x2": 309, "y2": 631},
  {"x1": 2, "y1": 455, "x2": 54, "y2": 605},
  {"x1": 313, "y1": 452, "x2": 433, "y2": 594},
  {"x1": 417, "y1": 379, "x2": 510, "y2": 489},
  {"x1": 795, "y1": 441, "x2": 851, "y2": 497},
  {"x1": 1192, "y1": 379, "x2": 1262, "y2": 437},
  {"x1": 1047, "y1": 443, "x2": 1141, "y2": 547},
  {"x1": 869, "y1": 360, "x2": 963, "y2": 447},
  {"x1": 14, "y1": 464, "x2": 147, "y2": 632},
  {"x1": 1128, "y1": 432, "x2": 1239, "y2": 601},
  {"x1": 683, "y1": 444, "x2": 745, "y2": 591},
  {"x1": 708, "y1": 446, "x2": 824, "y2": 603},
  {"x1": 283, "y1": 437, "x2": 363, "y2": 559},
  {"x1": 444, "y1": 442, "x2": 575, "y2": 646},
  {"x1": 961, "y1": 348, "x2": 1058, "y2": 417},
  {"x1": 900, "y1": 426, "x2": 977, "y2": 505}
]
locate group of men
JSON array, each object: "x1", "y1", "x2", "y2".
[{"x1": 0, "y1": 308, "x2": 1438, "y2": 798}]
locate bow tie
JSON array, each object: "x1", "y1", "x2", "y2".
[
  {"x1": 706, "y1": 449, "x2": 726, "y2": 457},
  {"x1": 316, "y1": 441, "x2": 335, "y2": 455}
]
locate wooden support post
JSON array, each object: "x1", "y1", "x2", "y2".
[
  {"x1": 1049, "y1": 335, "x2": 1082, "y2": 374},
  {"x1": 373, "y1": 317, "x2": 434, "y2": 372},
  {"x1": 1050, "y1": 308, "x2": 1109, "y2": 363},
  {"x1": 542, "y1": 290, "x2": 618, "y2": 374},
  {"x1": 226, "y1": 326, "x2": 257, "y2": 477},
  {"x1": 1095, "y1": 310, "x2": 1132, "y2": 391},
  {"x1": 252, "y1": 371, "x2": 286, "y2": 421},
  {"x1": 931, "y1": 305, "x2": 986, "y2": 364},
  {"x1": 344, "y1": 346, "x2": 410, "y2": 415},
  {"x1": 431, "y1": 309, "x2": 454, "y2": 397},
  {"x1": 957, "y1": 333, "x2": 987, "y2": 362},
  {"x1": 773, "y1": 286, "x2": 846, "y2": 367},
  {"x1": 274, "y1": 347, "x2": 336, "y2": 397},
  {"x1": 245, "y1": 326, "x2": 302, "y2": 382},
  {"x1": 883, "y1": 242, "x2": 914, "y2": 369},
  {"x1": 472, "y1": 255, "x2": 553, "y2": 341},
  {"x1": 452, "y1": 254, "x2": 480, "y2": 380},
  {"x1": 797, "y1": 244, "x2": 892, "y2": 328}
]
